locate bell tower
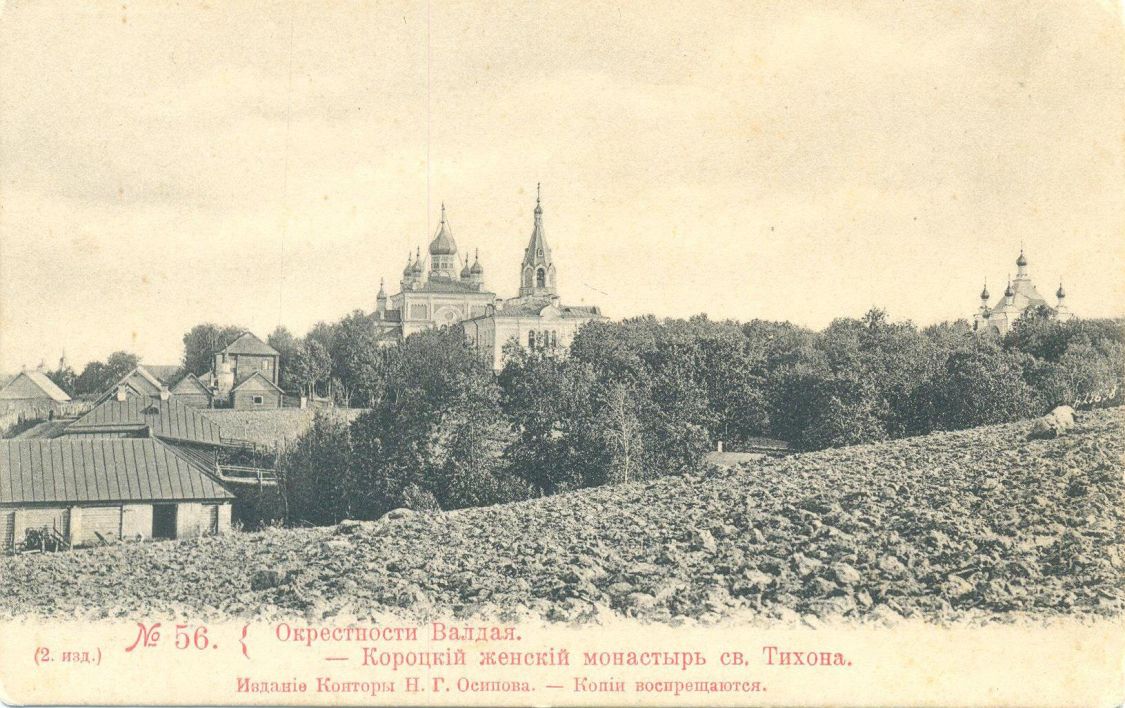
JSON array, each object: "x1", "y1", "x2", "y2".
[{"x1": 518, "y1": 184, "x2": 558, "y2": 297}]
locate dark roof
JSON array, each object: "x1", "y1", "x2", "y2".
[
  {"x1": 0, "y1": 371, "x2": 71, "y2": 402},
  {"x1": 0, "y1": 438, "x2": 233, "y2": 504},
  {"x1": 219, "y1": 332, "x2": 279, "y2": 357},
  {"x1": 65, "y1": 396, "x2": 223, "y2": 446},
  {"x1": 230, "y1": 371, "x2": 283, "y2": 394}
]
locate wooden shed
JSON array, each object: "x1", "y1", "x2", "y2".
[
  {"x1": 0, "y1": 438, "x2": 234, "y2": 551},
  {"x1": 230, "y1": 371, "x2": 283, "y2": 409},
  {"x1": 0, "y1": 370, "x2": 71, "y2": 414}
]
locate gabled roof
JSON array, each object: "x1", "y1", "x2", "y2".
[
  {"x1": 65, "y1": 396, "x2": 223, "y2": 446},
  {"x1": 143, "y1": 365, "x2": 184, "y2": 383},
  {"x1": 95, "y1": 366, "x2": 165, "y2": 404},
  {"x1": 169, "y1": 373, "x2": 211, "y2": 396},
  {"x1": 219, "y1": 332, "x2": 279, "y2": 357},
  {"x1": 230, "y1": 370, "x2": 283, "y2": 394},
  {"x1": 0, "y1": 438, "x2": 233, "y2": 504},
  {"x1": 0, "y1": 371, "x2": 71, "y2": 402}
]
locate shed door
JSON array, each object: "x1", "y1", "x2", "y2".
[
  {"x1": 81, "y1": 506, "x2": 122, "y2": 546},
  {"x1": 1, "y1": 511, "x2": 13, "y2": 551},
  {"x1": 152, "y1": 505, "x2": 177, "y2": 539}
]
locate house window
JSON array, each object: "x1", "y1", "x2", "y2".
[
  {"x1": 253, "y1": 395, "x2": 264, "y2": 405},
  {"x1": 261, "y1": 360, "x2": 270, "y2": 371}
]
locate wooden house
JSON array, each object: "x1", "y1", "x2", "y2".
[
  {"x1": 0, "y1": 438, "x2": 234, "y2": 550},
  {"x1": 0, "y1": 370, "x2": 71, "y2": 414},
  {"x1": 168, "y1": 373, "x2": 213, "y2": 409},
  {"x1": 230, "y1": 371, "x2": 284, "y2": 409}
]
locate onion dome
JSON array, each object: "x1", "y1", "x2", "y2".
[
  {"x1": 980, "y1": 282, "x2": 990, "y2": 300},
  {"x1": 1016, "y1": 250, "x2": 1027, "y2": 267},
  {"x1": 1056, "y1": 283, "x2": 1066, "y2": 299},
  {"x1": 428, "y1": 203, "x2": 458, "y2": 256},
  {"x1": 377, "y1": 278, "x2": 387, "y2": 299},
  {"x1": 411, "y1": 247, "x2": 423, "y2": 274},
  {"x1": 1004, "y1": 281, "x2": 1014, "y2": 298},
  {"x1": 470, "y1": 249, "x2": 483, "y2": 275},
  {"x1": 402, "y1": 253, "x2": 413, "y2": 276},
  {"x1": 460, "y1": 255, "x2": 472, "y2": 279}
]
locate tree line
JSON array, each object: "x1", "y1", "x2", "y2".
[{"x1": 277, "y1": 308, "x2": 1124, "y2": 525}]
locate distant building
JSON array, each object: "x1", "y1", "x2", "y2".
[
  {"x1": 229, "y1": 371, "x2": 284, "y2": 409},
  {"x1": 973, "y1": 249, "x2": 1074, "y2": 336},
  {"x1": 373, "y1": 187, "x2": 605, "y2": 368},
  {"x1": 462, "y1": 190, "x2": 605, "y2": 368},
  {"x1": 0, "y1": 370, "x2": 70, "y2": 412},
  {"x1": 372, "y1": 203, "x2": 498, "y2": 341},
  {"x1": 207, "y1": 332, "x2": 282, "y2": 409}
]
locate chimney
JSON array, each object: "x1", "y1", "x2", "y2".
[
  {"x1": 116, "y1": 385, "x2": 128, "y2": 402},
  {"x1": 159, "y1": 386, "x2": 171, "y2": 401}
]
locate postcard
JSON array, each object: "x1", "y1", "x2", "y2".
[{"x1": 0, "y1": 1, "x2": 1122, "y2": 705}]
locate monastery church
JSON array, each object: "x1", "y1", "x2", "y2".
[
  {"x1": 372, "y1": 188, "x2": 605, "y2": 367},
  {"x1": 973, "y1": 249, "x2": 1073, "y2": 335}
]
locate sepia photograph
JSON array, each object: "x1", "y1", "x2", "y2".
[{"x1": 0, "y1": 1, "x2": 1122, "y2": 705}]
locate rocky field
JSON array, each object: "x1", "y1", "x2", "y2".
[{"x1": 1, "y1": 408, "x2": 1122, "y2": 625}]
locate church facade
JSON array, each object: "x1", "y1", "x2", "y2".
[
  {"x1": 372, "y1": 189, "x2": 605, "y2": 366},
  {"x1": 973, "y1": 249, "x2": 1073, "y2": 336}
]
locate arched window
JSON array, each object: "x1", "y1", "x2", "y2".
[
  {"x1": 550, "y1": 331, "x2": 557, "y2": 348},
  {"x1": 536, "y1": 268, "x2": 546, "y2": 288},
  {"x1": 528, "y1": 331, "x2": 536, "y2": 349}
]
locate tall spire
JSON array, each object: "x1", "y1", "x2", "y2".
[{"x1": 519, "y1": 184, "x2": 556, "y2": 297}]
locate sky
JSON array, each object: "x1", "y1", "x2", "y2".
[{"x1": 1, "y1": 0, "x2": 1123, "y2": 372}]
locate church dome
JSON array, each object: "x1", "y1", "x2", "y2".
[
  {"x1": 980, "y1": 284, "x2": 990, "y2": 300},
  {"x1": 1004, "y1": 281, "x2": 1014, "y2": 298},
  {"x1": 470, "y1": 257, "x2": 484, "y2": 275},
  {"x1": 1056, "y1": 283, "x2": 1066, "y2": 299},
  {"x1": 428, "y1": 204, "x2": 458, "y2": 256},
  {"x1": 1016, "y1": 250, "x2": 1027, "y2": 267},
  {"x1": 460, "y1": 259, "x2": 472, "y2": 279},
  {"x1": 402, "y1": 256, "x2": 413, "y2": 276}
]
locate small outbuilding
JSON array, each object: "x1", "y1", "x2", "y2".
[
  {"x1": 0, "y1": 371, "x2": 71, "y2": 413},
  {"x1": 0, "y1": 438, "x2": 234, "y2": 550},
  {"x1": 229, "y1": 371, "x2": 284, "y2": 409}
]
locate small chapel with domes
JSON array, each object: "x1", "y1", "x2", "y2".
[
  {"x1": 372, "y1": 187, "x2": 605, "y2": 366},
  {"x1": 972, "y1": 249, "x2": 1074, "y2": 335}
]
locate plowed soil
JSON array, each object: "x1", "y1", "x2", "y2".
[{"x1": 1, "y1": 408, "x2": 1122, "y2": 625}]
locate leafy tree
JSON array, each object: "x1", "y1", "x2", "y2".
[
  {"x1": 331, "y1": 311, "x2": 386, "y2": 407},
  {"x1": 46, "y1": 365, "x2": 77, "y2": 397},
  {"x1": 182, "y1": 324, "x2": 244, "y2": 375},
  {"x1": 73, "y1": 351, "x2": 139, "y2": 395},
  {"x1": 922, "y1": 340, "x2": 1037, "y2": 429},
  {"x1": 290, "y1": 339, "x2": 332, "y2": 399},
  {"x1": 598, "y1": 382, "x2": 643, "y2": 484},
  {"x1": 267, "y1": 326, "x2": 301, "y2": 391}
]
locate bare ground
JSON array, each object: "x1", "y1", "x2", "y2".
[{"x1": 1, "y1": 408, "x2": 1122, "y2": 625}]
